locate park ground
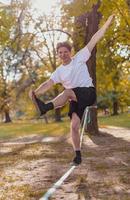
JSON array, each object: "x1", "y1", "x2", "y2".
[{"x1": 0, "y1": 113, "x2": 130, "y2": 200}]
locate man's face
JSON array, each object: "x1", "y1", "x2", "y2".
[{"x1": 57, "y1": 47, "x2": 71, "y2": 64}]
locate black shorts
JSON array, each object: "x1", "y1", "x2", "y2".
[{"x1": 68, "y1": 87, "x2": 96, "y2": 120}]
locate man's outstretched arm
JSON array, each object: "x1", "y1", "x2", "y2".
[
  {"x1": 29, "y1": 79, "x2": 54, "y2": 99},
  {"x1": 87, "y1": 14, "x2": 115, "y2": 53},
  {"x1": 35, "y1": 79, "x2": 54, "y2": 96}
]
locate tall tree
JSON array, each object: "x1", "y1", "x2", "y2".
[
  {"x1": 0, "y1": 0, "x2": 37, "y2": 122},
  {"x1": 74, "y1": 2, "x2": 101, "y2": 134},
  {"x1": 0, "y1": 3, "x2": 16, "y2": 122},
  {"x1": 97, "y1": 0, "x2": 130, "y2": 115},
  {"x1": 61, "y1": 0, "x2": 130, "y2": 132},
  {"x1": 61, "y1": 0, "x2": 101, "y2": 134}
]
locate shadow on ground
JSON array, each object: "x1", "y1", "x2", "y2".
[{"x1": 0, "y1": 126, "x2": 130, "y2": 199}]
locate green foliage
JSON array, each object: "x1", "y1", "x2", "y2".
[
  {"x1": 0, "y1": 0, "x2": 34, "y2": 121},
  {"x1": 0, "y1": 1, "x2": 47, "y2": 121},
  {"x1": 62, "y1": 0, "x2": 97, "y2": 17},
  {"x1": 97, "y1": 0, "x2": 130, "y2": 113}
]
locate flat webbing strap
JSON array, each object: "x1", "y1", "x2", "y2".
[
  {"x1": 39, "y1": 106, "x2": 94, "y2": 200},
  {"x1": 80, "y1": 106, "x2": 89, "y2": 148},
  {"x1": 40, "y1": 165, "x2": 76, "y2": 200}
]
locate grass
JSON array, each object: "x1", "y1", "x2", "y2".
[
  {"x1": 0, "y1": 119, "x2": 70, "y2": 140},
  {"x1": 0, "y1": 112, "x2": 129, "y2": 140},
  {"x1": 98, "y1": 112, "x2": 130, "y2": 129}
]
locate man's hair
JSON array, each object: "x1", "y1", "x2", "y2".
[{"x1": 56, "y1": 41, "x2": 72, "y2": 52}]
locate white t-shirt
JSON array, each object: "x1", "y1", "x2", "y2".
[{"x1": 50, "y1": 46, "x2": 94, "y2": 89}]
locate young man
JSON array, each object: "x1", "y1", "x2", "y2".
[{"x1": 29, "y1": 15, "x2": 114, "y2": 165}]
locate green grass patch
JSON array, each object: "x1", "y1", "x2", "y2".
[
  {"x1": 98, "y1": 113, "x2": 130, "y2": 128},
  {"x1": 0, "y1": 119, "x2": 70, "y2": 140},
  {"x1": 0, "y1": 113, "x2": 129, "y2": 140}
]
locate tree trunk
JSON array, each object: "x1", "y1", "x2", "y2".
[
  {"x1": 4, "y1": 111, "x2": 12, "y2": 123},
  {"x1": 86, "y1": 107, "x2": 98, "y2": 135},
  {"x1": 55, "y1": 108, "x2": 62, "y2": 122},
  {"x1": 112, "y1": 101, "x2": 118, "y2": 115},
  {"x1": 127, "y1": 0, "x2": 130, "y2": 9},
  {"x1": 74, "y1": 1, "x2": 101, "y2": 135}
]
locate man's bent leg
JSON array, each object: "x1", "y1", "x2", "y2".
[
  {"x1": 52, "y1": 89, "x2": 77, "y2": 108},
  {"x1": 30, "y1": 89, "x2": 77, "y2": 116},
  {"x1": 70, "y1": 113, "x2": 82, "y2": 165}
]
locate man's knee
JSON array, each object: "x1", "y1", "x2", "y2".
[
  {"x1": 64, "y1": 89, "x2": 77, "y2": 100},
  {"x1": 64, "y1": 89, "x2": 72, "y2": 96},
  {"x1": 71, "y1": 114, "x2": 80, "y2": 132}
]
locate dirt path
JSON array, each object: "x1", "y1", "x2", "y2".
[{"x1": 0, "y1": 126, "x2": 130, "y2": 200}]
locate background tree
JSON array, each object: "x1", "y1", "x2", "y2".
[
  {"x1": 60, "y1": 0, "x2": 130, "y2": 133},
  {"x1": 61, "y1": 0, "x2": 101, "y2": 134},
  {"x1": 0, "y1": 0, "x2": 38, "y2": 122},
  {"x1": 0, "y1": 2, "x2": 16, "y2": 122},
  {"x1": 97, "y1": 0, "x2": 130, "y2": 115}
]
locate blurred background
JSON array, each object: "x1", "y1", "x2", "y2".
[
  {"x1": 0, "y1": 1, "x2": 130, "y2": 199},
  {"x1": 0, "y1": 0, "x2": 130, "y2": 135}
]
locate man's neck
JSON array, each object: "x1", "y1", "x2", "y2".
[{"x1": 62, "y1": 58, "x2": 72, "y2": 65}]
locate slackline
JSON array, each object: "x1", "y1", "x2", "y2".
[{"x1": 39, "y1": 106, "x2": 93, "y2": 200}]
